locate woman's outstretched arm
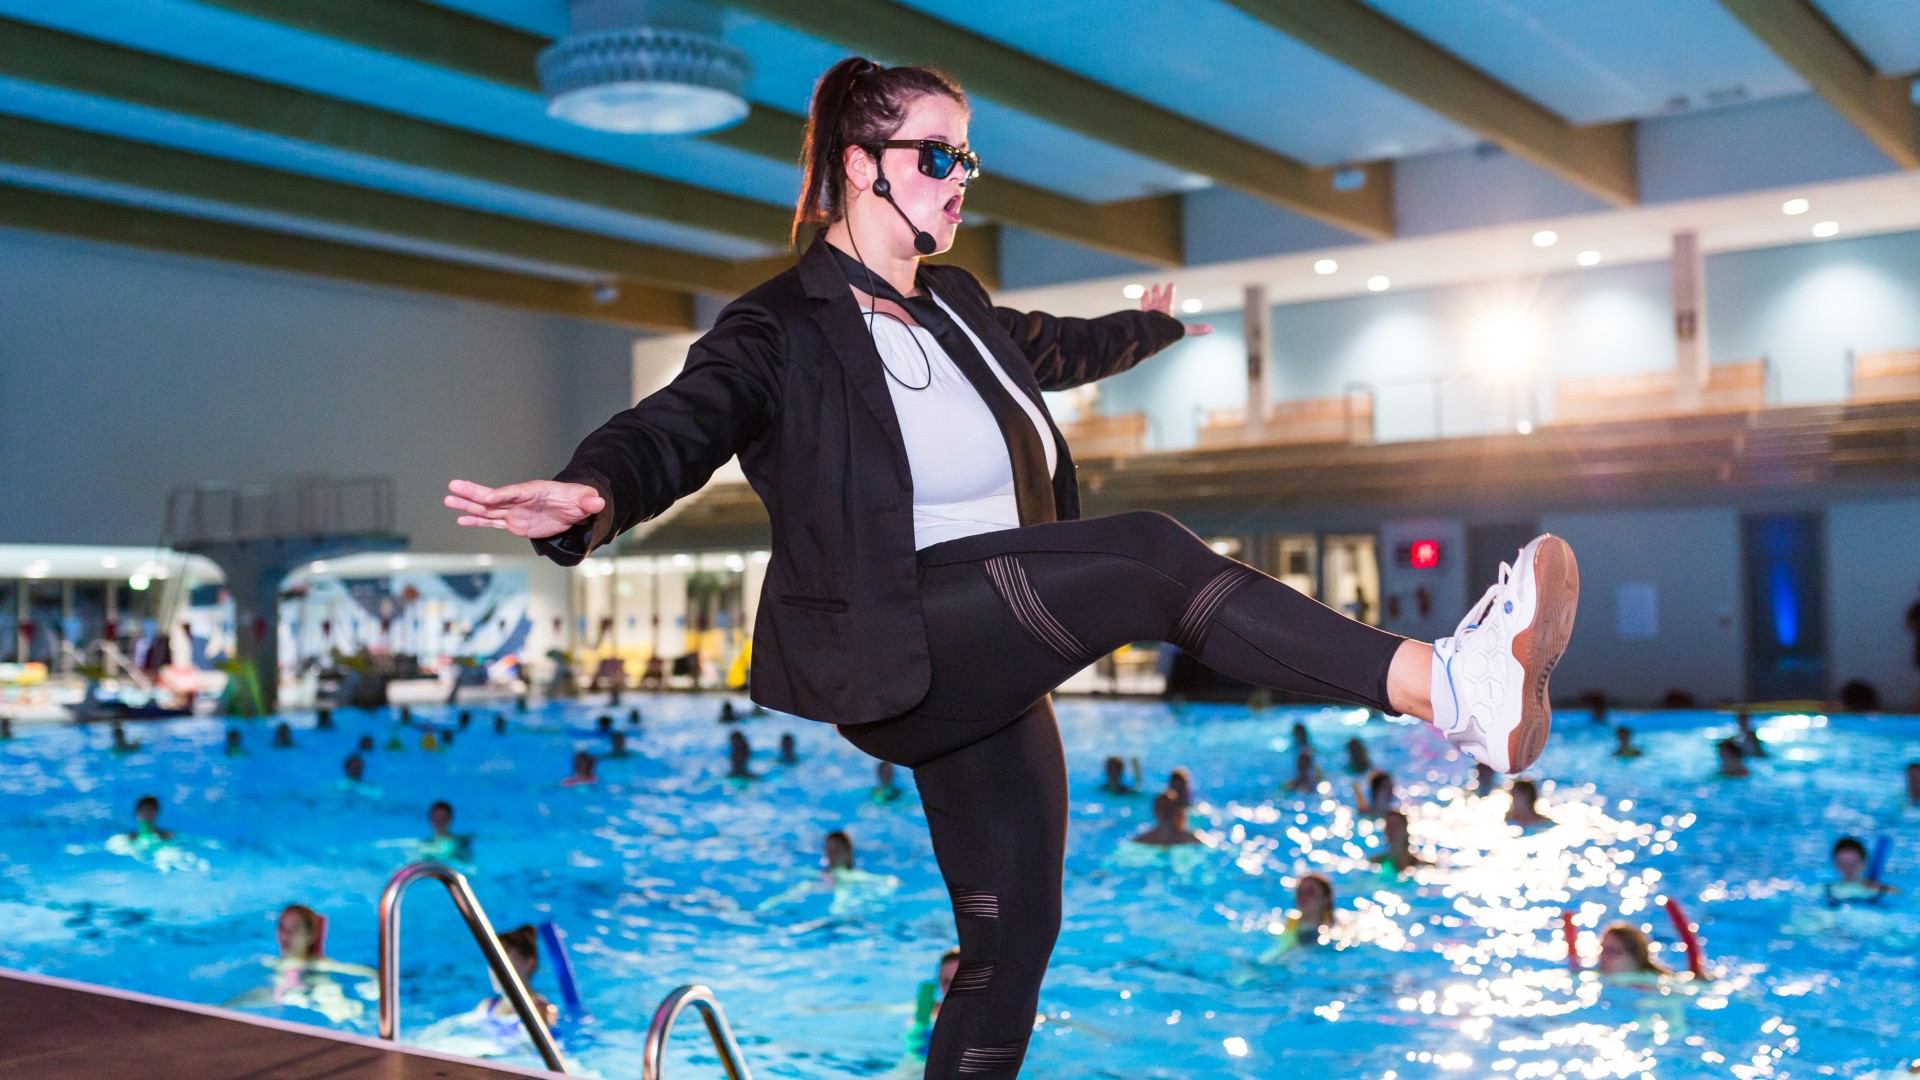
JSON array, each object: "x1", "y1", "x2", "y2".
[
  {"x1": 992, "y1": 282, "x2": 1212, "y2": 390},
  {"x1": 446, "y1": 302, "x2": 785, "y2": 565}
]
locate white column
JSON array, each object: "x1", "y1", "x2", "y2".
[
  {"x1": 1243, "y1": 283, "x2": 1271, "y2": 429},
  {"x1": 1672, "y1": 230, "x2": 1708, "y2": 410}
]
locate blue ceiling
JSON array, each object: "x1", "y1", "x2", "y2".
[{"x1": 0, "y1": 0, "x2": 1914, "y2": 283}]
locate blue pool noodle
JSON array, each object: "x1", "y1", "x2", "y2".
[
  {"x1": 1867, "y1": 836, "x2": 1892, "y2": 883},
  {"x1": 538, "y1": 921, "x2": 588, "y2": 1022}
]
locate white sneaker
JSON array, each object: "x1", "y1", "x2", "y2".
[{"x1": 1431, "y1": 535, "x2": 1580, "y2": 773}]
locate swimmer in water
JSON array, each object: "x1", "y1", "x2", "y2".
[
  {"x1": 1165, "y1": 767, "x2": 1193, "y2": 810},
  {"x1": 494, "y1": 714, "x2": 508, "y2": 735},
  {"x1": 563, "y1": 750, "x2": 597, "y2": 786},
  {"x1": 1715, "y1": 737, "x2": 1749, "y2": 778},
  {"x1": 1826, "y1": 836, "x2": 1898, "y2": 905},
  {"x1": 606, "y1": 730, "x2": 631, "y2": 759},
  {"x1": 1612, "y1": 724, "x2": 1644, "y2": 759},
  {"x1": 1345, "y1": 737, "x2": 1370, "y2": 776},
  {"x1": 272, "y1": 722, "x2": 294, "y2": 749},
  {"x1": 1131, "y1": 792, "x2": 1201, "y2": 847},
  {"x1": 111, "y1": 722, "x2": 142, "y2": 754},
  {"x1": 224, "y1": 904, "x2": 378, "y2": 1022},
  {"x1": 778, "y1": 732, "x2": 800, "y2": 765},
  {"x1": 907, "y1": 946, "x2": 963, "y2": 1060},
  {"x1": 440, "y1": 727, "x2": 456, "y2": 748},
  {"x1": 0, "y1": 718, "x2": 12, "y2": 739},
  {"x1": 1284, "y1": 746, "x2": 1322, "y2": 794},
  {"x1": 225, "y1": 728, "x2": 246, "y2": 757},
  {"x1": 1356, "y1": 768, "x2": 1396, "y2": 816},
  {"x1": 317, "y1": 707, "x2": 335, "y2": 730},
  {"x1": 627, "y1": 707, "x2": 641, "y2": 726},
  {"x1": 1909, "y1": 761, "x2": 1920, "y2": 807},
  {"x1": 1595, "y1": 923, "x2": 1668, "y2": 980},
  {"x1": 469, "y1": 925, "x2": 559, "y2": 1032},
  {"x1": 1098, "y1": 755, "x2": 1141, "y2": 795},
  {"x1": 873, "y1": 760, "x2": 905, "y2": 803},
  {"x1": 458, "y1": 709, "x2": 471, "y2": 730},
  {"x1": 385, "y1": 730, "x2": 406, "y2": 751},
  {"x1": 129, "y1": 794, "x2": 173, "y2": 842},
  {"x1": 357, "y1": 734, "x2": 375, "y2": 754},
  {"x1": 1289, "y1": 721, "x2": 1312, "y2": 753},
  {"x1": 726, "y1": 731, "x2": 758, "y2": 781},
  {"x1": 596, "y1": 714, "x2": 613, "y2": 735},
  {"x1": 1371, "y1": 810, "x2": 1429, "y2": 874},
  {"x1": 719, "y1": 700, "x2": 739, "y2": 724},
  {"x1": 1472, "y1": 762, "x2": 1497, "y2": 796},
  {"x1": 420, "y1": 729, "x2": 442, "y2": 751},
  {"x1": 1265, "y1": 873, "x2": 1337, "y2": 956},
  {"x1": 1735, "y1": 711, "x2": 1767, "y2": 757},
  {"x1": 425, "y1": 800, "x2": 473, "y2": 860},
  {"x1": 342, "y1": 753, "x2": 367, "y2": 784},
  {"x1": 825, "y1": 829, "x2": 857, "y2": 878},
  {"x1": 1505, "y1": 778, "x2": 1554, "y2": 828}
]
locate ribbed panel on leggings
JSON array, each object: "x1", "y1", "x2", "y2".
[
  {"x1": 1173, "y1": 565, "x2": 1258, "y2": 652},
  {"x1": 957, "y1": 1044, "x2": 1023, "y2": 1074},
  {"x1": 983, "y1": 554, "x2": 1087, "y2": 663}
]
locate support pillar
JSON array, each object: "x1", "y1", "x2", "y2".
[
  {"x1": 1672, "y1": 230, "x2": 1708, "y2": 412},
  {"x1": 1244, "y1": 283, "x2": 1272, "y2": 434}
]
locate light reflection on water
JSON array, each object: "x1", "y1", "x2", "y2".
[{"x1": 0, "y1": 699, "x2": 1915, "y2": 1078}]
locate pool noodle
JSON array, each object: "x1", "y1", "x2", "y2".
[
  {"x1": 1660, "y1": 897, "x2": 1707, "y2": 978},
  {"x1": 1560, "y1": 910, "x2": 1579, "y2": 968},
  {"x1": 538, "y1": 921, "x2": 587, "y2": 1021},
  {"x1": 1867, "y1": 836, "x2": 1892, "y2": 883}
]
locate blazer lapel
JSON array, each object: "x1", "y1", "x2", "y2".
[{"x1": 798, "y1": 237, "x2": 910, "y2": 458}]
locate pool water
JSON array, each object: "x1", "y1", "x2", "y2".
[{"x1": 1, "y1": 698, "x2": 1916, "y2": 1078}]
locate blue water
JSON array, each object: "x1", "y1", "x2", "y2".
[{"x1": 1, "y1": 699, "x2": 1917, "y2": 1078}]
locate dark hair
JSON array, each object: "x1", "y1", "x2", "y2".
[
  {"x1": 135, "y1": 794, "x2": 160, "y2": 813},
  {"x1": 792, "y1": 56, "x2": 969, "y2": 248},
  {"x1": 1833, "y1": 836, "x2": 1867, "y2": 859},
  {"x1": 430, "y1": 800, "x2": 453, "y2": 817},
  {"x1": 499, "y1": 925, "x2": 539, "y2": 970},
  {"x1": 1511, "y1": 778, "x2": 1539, "y2": 801}
]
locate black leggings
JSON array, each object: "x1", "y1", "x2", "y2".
[{"x1": 837, "y1": 511, "x2": 1405, "y2": 1078}]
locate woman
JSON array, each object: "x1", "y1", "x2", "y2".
[{"x1": 446, "y1": 56, "x2": 1580, "y2": 1078}]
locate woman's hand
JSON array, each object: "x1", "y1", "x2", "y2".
[
  {"x1": 1140, "y1": 282, "x2": 1213, "y2": 335},
  {"x1": 444, "y1": 478, "x2": 605, "y2": 539}
]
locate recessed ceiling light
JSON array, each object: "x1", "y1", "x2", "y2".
[
  {"x1": 1576, "y1": 250, "x2": 1602, "y2": 267},
  {"x1": 1181, "y1": 298, "x2": 1203, "y2": 313},
  {"x1": 1517, "y1": 420, "x2": 1534, "y2": 435},
  {"x1": 1367, "y1": 275, "x2": 1391, "y2": 292},
  {"x1": 1782, "y1": 198, "x2": 1810, "y2": 215},
  {"x1": 1532, "y1": 230, "x2": 1558, "y2": 248},
  {"x1": 1122, "y1": 283, "x2": 1145, "y2": 299},
  {"x1": 1812, "y1": 220, "x2": 1839, "y2": 238},
  {"x1": 1313, "y1": 258, "x2": 1338, "y2": 275},
  {"x1": 100, "y1": 556, "x2": 120, "y2": 569}
]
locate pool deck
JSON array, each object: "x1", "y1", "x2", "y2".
[{"x1": 0, "y1": 968, "x2": 559, "y2": 1080}]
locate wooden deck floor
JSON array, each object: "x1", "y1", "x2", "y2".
[{"x1": 0, "y1": 968, "x2": 559, "y2": 1080}]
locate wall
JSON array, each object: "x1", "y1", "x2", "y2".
[
  {"x1": 0, "y1": 227, "x2": 640, "y2": 554},
  {"x1": 1537, "y1": 507, "x2": 1745, "y2": 705},
  {"x1": 1826, "y1": 498, "x2": 1920, "y2": 709}
]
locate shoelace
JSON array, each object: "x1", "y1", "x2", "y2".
[{"x1": 1453, "y1": 561, "x2": 1513, "y2": 641}]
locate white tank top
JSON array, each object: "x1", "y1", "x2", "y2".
[{"x1": 868, "y1": 287, "x2": 1057, "y2": 550}]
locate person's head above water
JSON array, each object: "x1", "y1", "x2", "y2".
[
  {"x1": 1716, "y1": 738, "x2": 1749, "y2": 777},
  {"x1": 272, "y1": 722, "x2": 293, "y2": 747},
  {"x1": 1295, "y1": 873, "x2": 1335, "y2": 928},
  {"x1": 1615, "y1": 725, "x2": 1637, "y2": 749},
  {"x1": 1832, "y1": 836, "x2": 1871, "y2": 883},
  {"x1": 1906, "y1": 761, "x2": 1919, "y2": 805},
  {"x1": 825, "y1": 829, "x2": 855, "y2": 871},
  {"x1": 1152, "y1": 791, "x2": 1188, "y2": 831},
  {"x1": 134, "y1": 794, "x2": 160, "y2": 823},
  {"x1": 795, "y1": 57, "x2": 973, "y2": 260},
  {"x1": 571, "y1": 749, "x2": 596, "y2": 780},
  {"x1": 1365, "y1": 768, "x2": 1395, "y2": 811},
  {"x1": 1383, "y1": 809, "x2": 1411, "y2": 851},
  {"x1": 276, "y1": 904, "x2": 325, "y2": 961},
  {"x1": 498, "y1": 924, "x2": 540, "y2": 982},
  {"x1": 1290, "y1": 722, "x2": 1310, "y2": 748},
  {"x1": 1165, "y1": 767, "x2": 1192, "y2": 806},
  {"x1": 1102, "y1": 756, "x2": 1127, "y2": 787},
  {"x1": 343, "y1": 753, "x2": 365, "y2": 782},
  {"x1": 877, "y1": 760, "x2": 898, "y2": 789},
  {"x1": 428, "y1": 800, "x2": 453, "y2": 836},
  {"x1": 778, "y1": 733, "x2": 798, "y2": 763},
  {"x1": 936, "y1": 945, "x2": 962, "y2": 998},
  {"x1": 1596, "y1": 923, "x2": 1667, "y2": 976},
  {"x1": 1345, "y1": 737, "x2": 1370, "y2": 773}
]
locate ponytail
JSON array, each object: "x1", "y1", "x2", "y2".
[{"x1": 791, "y1": 56, "x2": 968, "y2": 249}]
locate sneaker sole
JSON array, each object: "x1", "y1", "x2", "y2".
[{"x1": 1506, "y1": 535, "x2": 1579, "y2": 773}]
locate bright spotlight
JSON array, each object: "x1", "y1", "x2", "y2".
[
  {"x1": 1367, "y1": 275, "x2": 1391, "y2": 292},
  {"x1": 1532, "y1": 230, "x2": 1558, "y2": 248},
  {"x1": 1517, "y1": 420, "x2": 1534, "y2": 435},
  {"x1": 1781, "y1": 198, "x2": 1810, "y2": 216},
  {"x1": 1122, "y1": 283, "x2": 1145, "y2": 299},
  {"x1": 1469, "y1": 310, "x2": 1538, "y2": 377},
  {"x1": 1181, "y1": 298, "x2": 1203, "y2": 313},
  {"x1": 1313, "y1": 258, "x2": 1338, "y2": 275},
  {"x1": 1812, "y1": 220, "x2": 1839, "y2": 238},
  {"x1": 1576, "y1": 250, "x2": 1601, "y2": 267}
]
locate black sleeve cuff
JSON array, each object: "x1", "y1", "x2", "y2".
[{"x1": 529, "y1": 475, "x2": 614, "y2": 567}]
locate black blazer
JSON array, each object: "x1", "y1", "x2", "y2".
[{"x1": 534, "y1": 234, "x2": 1187, "y2": 725}]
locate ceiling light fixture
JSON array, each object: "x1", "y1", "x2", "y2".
[
  {"x1": 1123, "y1": 283, "x2": 1145, "y2": 299},
  {"x1": 1313, "y1": 258, "x2": 1338, "y2": 275},
  {"x1": 1532, "y1": 230, "x2": 1558, "y2": 248},
  {"x1": 1181, "y1": 298, "x2": 1204, "y2": 313},
  {"x1": 1576, "y1": 250, "x2": 1601, "y2": 267},
  {"x1": 1812, "y1": 220, "x2": 1839, "y2": 238},
  {"x1": 540, "y1": 0, "x2": 751, "y2": 135},
  {"x1": 1781, "y1": 198, "x2": 1810, "y2": 215},
  {"x1": 1367, "y1": 275, "x2": 1391, "y2": 292}
]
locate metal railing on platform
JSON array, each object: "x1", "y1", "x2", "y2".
[
  {"x1": 165, "y1": 474, "x2": 396, "y2": 546},
  {"x1": 377, "y1": 861, "x2": 567, "y2": 1073}
]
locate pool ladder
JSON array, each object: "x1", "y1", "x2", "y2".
[{"x1": 377, "y1": 861, "x2": 755, "y2": 1079}]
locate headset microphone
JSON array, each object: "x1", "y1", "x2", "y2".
[{"x1": 873, "y1": 174, "x2": 937, "y2": 255}]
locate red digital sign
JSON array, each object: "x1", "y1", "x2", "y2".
[{"x1": 1408, "y1": 540, "x2": 1440, "y2": 569}]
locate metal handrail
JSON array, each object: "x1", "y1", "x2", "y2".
[
  {"x1": 642, "y1": 984, "x2": 754, "y2": 1080},
  {"x1": 377, "y1": 861, "x2": 567, "y2": 1073}
]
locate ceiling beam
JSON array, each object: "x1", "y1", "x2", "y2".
[
  {"x1": 0, "y1": 17, "x2": 794, "y2": 249},
  {"x1": 1716, "y1": 0, "x2": 1920, "y2": 169},
  {"x1": 1219, "y1": 0, "x2": 1638, "y2": 206},
  {"x1": 196, "y1": 0, "x2": 1184, "y2": 266},
  {"x1": 0, "y1": 113, "x2": 755, "y2": 297},
  {"x1": 0, "y1": 183, "x2": 696, "y2": 330},
  {"x1": 720, "y1": 0, "x2": 1396, "y2": 239}
]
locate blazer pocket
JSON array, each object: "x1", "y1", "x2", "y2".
[{"x1": 779, "y1": 594, "x2": 848, "y2": 614}]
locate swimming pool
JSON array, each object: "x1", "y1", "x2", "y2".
[{"x1": 0, "y1": 698, "x2": 1915, "y2": 1078}]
